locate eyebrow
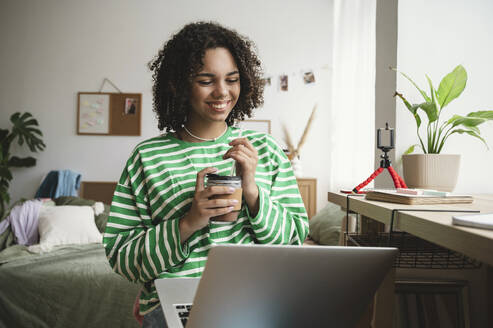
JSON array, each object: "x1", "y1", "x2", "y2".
[{"x1": 195, "y1": 71, "x2": 240, "y2": 78}]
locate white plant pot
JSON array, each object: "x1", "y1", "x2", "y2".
[{"x1": 402, "y1": 154, "x2": 461, "y2": 192}]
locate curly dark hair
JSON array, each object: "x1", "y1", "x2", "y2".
[{"x1": 148, "y1": 21, "x2": 265, "y2": 132}]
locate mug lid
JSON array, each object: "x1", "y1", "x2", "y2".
[{"x1": 206, "y1": 173, "x2": 241, "y2": 181}]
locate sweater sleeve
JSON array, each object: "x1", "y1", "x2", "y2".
[
  {"x1": 246, "y1": 136, "x2": 309, "y2": 245},
  {"x1": 103, "y1": 151, "x2": 189, "y2": 283}
]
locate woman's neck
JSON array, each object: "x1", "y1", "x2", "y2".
[{"x1": 179, "y1": 120, "x2": 228, "y2": 142}]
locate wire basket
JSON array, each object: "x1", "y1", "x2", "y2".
[{"x1": 346, "y1": 232, "x2": 481, "y2": 269}]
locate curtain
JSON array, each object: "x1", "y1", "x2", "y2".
[{"x1": 328, "y1": 0, "x2": 376, "y2": 192}]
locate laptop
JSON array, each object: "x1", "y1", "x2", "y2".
[{"x1": 155, "y1": 244, "x2": 398, "y2": 328}]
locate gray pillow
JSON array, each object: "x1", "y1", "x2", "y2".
[{"x1": 309, "y1": 203, "x2": 344, "y2": 245}]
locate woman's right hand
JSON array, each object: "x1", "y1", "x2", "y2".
[{"x1": 179, "y1": 167, "x2": 238, "y2": 241}]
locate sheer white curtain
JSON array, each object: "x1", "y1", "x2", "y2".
[{"x1": 328, "y1": 0, "x2": 376, "y2": 191}]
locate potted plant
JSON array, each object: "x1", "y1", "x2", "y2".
[
  {"x1": 0, "y1": 112, "x2": 46, "y2": 218},
  {"x1": 394, "y1": 65, "x2": 493, "y2": 191}
]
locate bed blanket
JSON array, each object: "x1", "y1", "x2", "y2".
[
  {"x1": 0, "y1": 199, "x2": 42, "y2": 246},
  {"x1": 0, "y1": 244, "x2": 140, "y2": 328}
]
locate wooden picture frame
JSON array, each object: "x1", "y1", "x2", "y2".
[
  {"x1": 77, "y1": 92, "x2": 141, "y2": 136},
  {"x1": 79, "y1": 181, "x2": 117, "y2": 205},
  {"x1": 238, "y1": 119, "x2": 271, "y2": 134}
]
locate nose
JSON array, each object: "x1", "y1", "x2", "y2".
[{"x1": 212, "y1": 81, "x2": 228, "y2": 99}]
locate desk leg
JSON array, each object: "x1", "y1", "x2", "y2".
[
  {"x1": 361, "y1": 215, "x2": 385, "y2": 234},
  {"x1": 355, "y1": 267, "x2": 395, "y2": 328},
  {"x1": 371, "y1": 267, "x2": 395, "y2": 328},
  {"x1": 489, "y1": 265, "x2": 493, "y2": 327}
]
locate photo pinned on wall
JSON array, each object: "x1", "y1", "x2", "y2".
[
  {"x1": 279, "y1": 75, "x2": 288, "y2": 91},
  {"x1": 303, "y1": 71, "x2": 316, "y2": 84},
  {"x1": 124, "y1": 98, "x2": 138, "y2": 115}
]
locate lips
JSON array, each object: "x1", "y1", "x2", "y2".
[{"x1": 207, "y1": 100, "x2": 231, "y2": 112}]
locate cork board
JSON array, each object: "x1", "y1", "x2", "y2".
[{"x1": 77, "y1": 92, "x2": 141, "y2": 136}]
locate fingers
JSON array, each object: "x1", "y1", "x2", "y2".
[
  {"x1": 227, "y1": 151, "x2": 250, "y2": 167},
  {"x1": 194, "y1": 198, "x2": 237, "y2": 218},
  {"x1": 204, "y1": 197, "x2": 239, "y2": 209},
  {"x1": 201, "y1": 186, "x2": 235, "y2": 199},
  {"x1": 229, "y1": 137, "x2": 255, "y2": 152},
  {"x1": 195, "y1": 167, "x2": 218, "y2": 191},
  {"x1": 204, "y1": 206, "x2": 236, "y2": 217},
  {"x1": 223, "y1": 138, "x2": 257, "y2": 160}
]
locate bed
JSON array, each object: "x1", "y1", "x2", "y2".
[
  {"x1": 0, "y1": 182, "x2": 140, "y2": 328},
  {"x1": 0, "y1": 178, "x2": 343, "y2": 327}
]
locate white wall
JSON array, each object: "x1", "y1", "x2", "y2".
[
  {"x1": 0, "y1": 0, "x2": 333, "y2": 211},
  {"x1": 396, "y1": 0, "x2": 493, "y2": 193}
]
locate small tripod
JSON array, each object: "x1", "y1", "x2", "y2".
[{"x1": 351, "y1": 123, "x2": 407, "y2": 193}]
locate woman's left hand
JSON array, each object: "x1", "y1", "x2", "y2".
[{"x1": 223, "y1": 137, "x2": 259, "y2": 215}]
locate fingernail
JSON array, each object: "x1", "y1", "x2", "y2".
[
  {"x1": 228, "y1": 187, "x2": 235, "y2": 192},
  {"x1": 230, "y1": 199, "x2": 238, "y2": 204}
]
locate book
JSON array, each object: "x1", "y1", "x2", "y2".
[
  {"x1": 453, "y1": 213, "x2": 493, "y2": 230},
  {"x1": 365, "y1": 190, "x2": 473, "y2": 205}
]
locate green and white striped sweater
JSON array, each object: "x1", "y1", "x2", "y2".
[{"x1": 103, "y1": 126, "x2": 309, "y2": 315}]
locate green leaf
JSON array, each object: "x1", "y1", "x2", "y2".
[
  {"x1": 448, "y1": 114, "x2": 486, "y2": 128},
  {"x1": 10, "y1": 112, "x2": 46, "y2": 152},
  {"x1": 437, "y1": 65, "x2": 467, "y2": 108},
  {"x1": 451, "y1": 128, "x2": 489, "y2": 149},
  {"x1": 467, "y1": 110, "x2": 493, "y2": 120},
  {"x1": 8, "y1": 156, "x2": 36, "y2": 168},
  {"x1": 397, "y1": 70, "x2": 431, "y2": 102},
  {"x1": 403, "y1": 144, "x2": 419, "y2": 155},
  {"x1": 468, "y1": 126, "x2": 480, "y2": 134},
  {"x1": 0, "y1": 167, "x2": 13, "y2": 181},
  {"x1": 425, "y1": 75, "x2": 440, "y2": 109},
  {"x1": 0, "y1": 129, "x2": 8, "y2": 141},
  {"x1": 418, "y1": 102, "x2": 438, "y2": 122},
  {"x1": 394, "y1": 92, "x2": 422, "y2": 127}
]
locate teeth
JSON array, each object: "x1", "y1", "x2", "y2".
[{"x1": 210, "y1": 103, "x2": 227, "y2": 109}]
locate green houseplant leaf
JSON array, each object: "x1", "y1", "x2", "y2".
[
  {"x1": 394, "y1": 92, "x2": 426, "y2": 152},
  {"x1": 0, "y1": 112, "x2": 46, "y2": 218},
  {"x1": 438, "y1": 128, "x2": 488, "y2": 153},
  {"x1": 392, "y1": 68, "x2": 431, "y2": 103},
  {"x1": 437, "y1": 65, "x2": 467, "y2": 109},
  {"x1": 8, "y1": 156, "x2": 36, "y2": 168},
  {"x1": 403, "y1": 144, "x2": 420, "y2": 155},
  {"x1": 467, "y1": 110, "x2": 493, "y2": 120},
  {"x1": 11, "y1": 112, "x2": 46, "y2": 152},
  {"x1": 394, "y1": 65, "x2": 493, "y2": 154}
]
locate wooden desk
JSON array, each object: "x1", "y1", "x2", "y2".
[
  {"x1": 328, "y1": 192, "x2": 493, "y2": 327},
  {"x1": 327, "y1": 192, "x2": 493, "y2": 266}
]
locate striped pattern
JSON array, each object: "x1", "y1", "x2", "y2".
[{"x1": 103, "y1": 127, "x2": 309, "y2": 315}]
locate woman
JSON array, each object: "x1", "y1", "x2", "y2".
[{"x1": 103, "y1": 21, "x2": 309, "y2": 327}]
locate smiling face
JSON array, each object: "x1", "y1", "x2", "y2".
[{"x1": 188, "y1": 47, "x2": 241, "y2": 127}]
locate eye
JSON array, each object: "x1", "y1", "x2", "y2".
[
  {"x1": 226, "y1": 78, "x2": 239, "y2": 83},
  {"x1": 197, "y1": 80, "x2": 212, "y2": 86}
]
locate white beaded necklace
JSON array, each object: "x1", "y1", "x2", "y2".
[{"x1": 182, "y1": 124, "x2": 228, "y2": 142}]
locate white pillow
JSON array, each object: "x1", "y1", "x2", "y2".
[{"x1": 28, "y1": 205, "x2": 102, "y2": 253}]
